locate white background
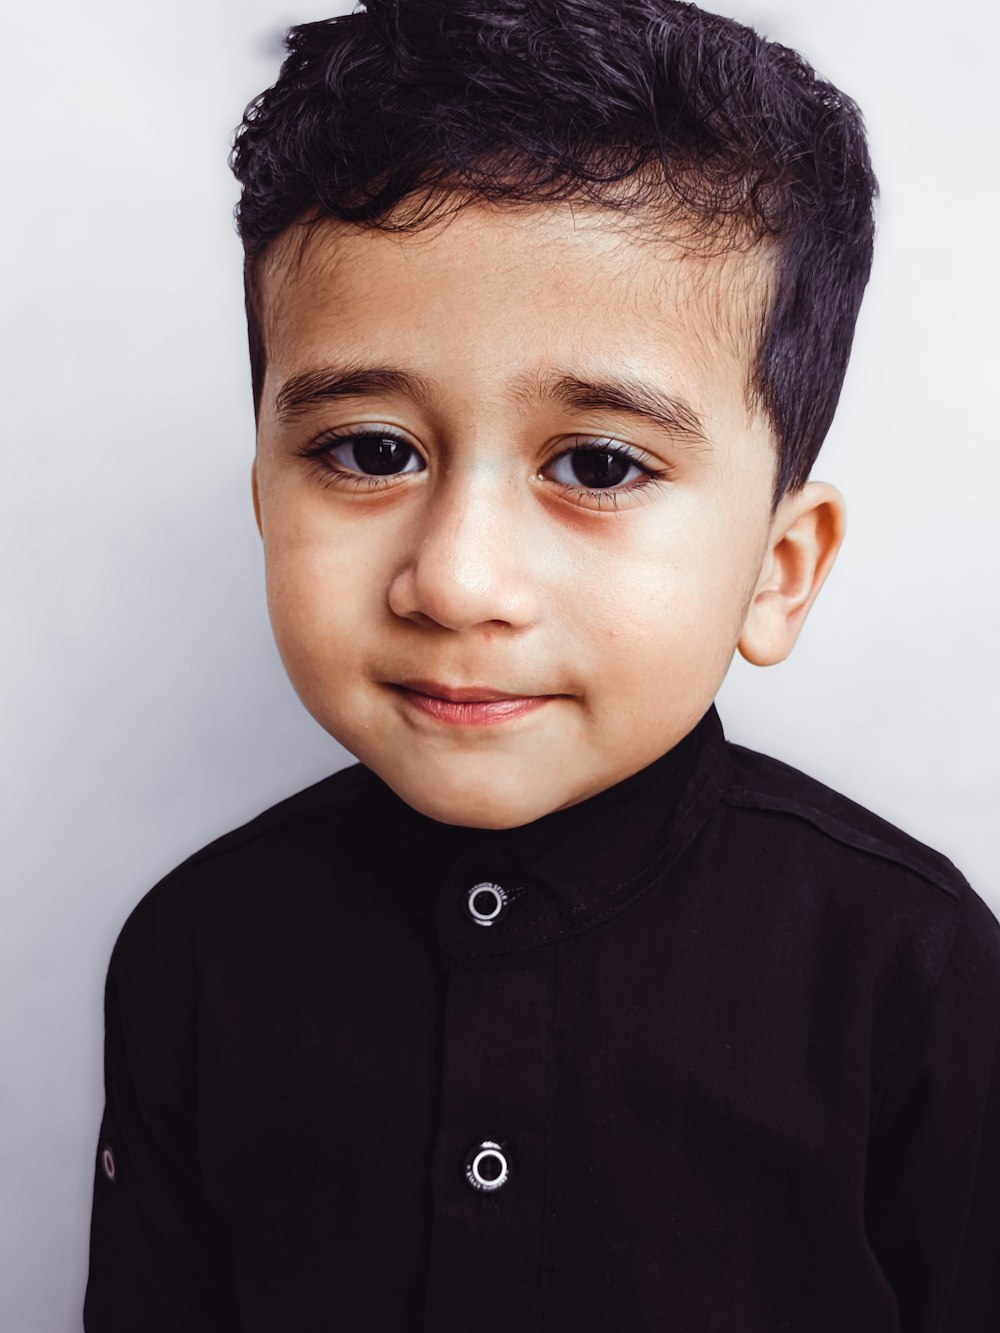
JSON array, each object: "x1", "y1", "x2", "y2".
[{"x1": 1, "y1": 1, "x2": 998, "y2": 1327}]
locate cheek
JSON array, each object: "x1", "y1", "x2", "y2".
[
  {"x1": 575, "y1": 522, "x2": 738, "y2": 627},
  {"x1": 570, "y1": 521, "x2": 755, "y2": 690},
  {"x1": 261, "y1": 515, "x2": 375, "y2": 678}
]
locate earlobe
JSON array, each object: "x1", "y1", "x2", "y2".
[
  {"x1": 251, "y1": 460, "x2": 263, "y2": 538},
  {"x1": 738, "y1": 481, "x2": 846, "y2": 667}
]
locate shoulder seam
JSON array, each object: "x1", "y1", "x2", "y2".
[{"x1": 721, "y1": 783, "x2": 964, "y2": 902}]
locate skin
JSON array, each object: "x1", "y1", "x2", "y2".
[{"x1": 251, "y1": 201, "x2": 845, "y2": 828}]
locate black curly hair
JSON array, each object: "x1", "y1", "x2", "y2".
[{"x1": 230, "y1": 0, "x2": 878, "y2": 497}]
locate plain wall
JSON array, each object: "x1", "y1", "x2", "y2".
[{"x1": 1, "y1": 1, "x2": 997, "y2": 1327}]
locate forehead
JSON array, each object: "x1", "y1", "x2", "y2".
[{"x1": 257, "y1": 201, "x2": 773, "y2": 435}]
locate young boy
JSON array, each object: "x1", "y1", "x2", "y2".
[{"x1": 84, "y1": 1, "x2": 1000, "y2": 1329}]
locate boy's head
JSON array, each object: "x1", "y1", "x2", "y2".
[{"x1": 231, "y1": 0, "x2": 877, "y2": 828}]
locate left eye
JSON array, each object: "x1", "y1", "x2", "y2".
[
  {"x1": 545, "y1": 445, "x2": 646, "y2": 489},
  {"x1": 327, "y1": 434, "x2": 424, "y2": 476}
]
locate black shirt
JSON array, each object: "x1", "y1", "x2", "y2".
[{"x1": 84, "y1": 706, "x2": 1000, "y2": 1331}]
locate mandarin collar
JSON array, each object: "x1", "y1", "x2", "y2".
[{"x1": 382, "y1": 705, "x2": 730, "y2": 962}]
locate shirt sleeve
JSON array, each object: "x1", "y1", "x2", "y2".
[
  {"x1": 83, "y1": 888, "x2": 243, "y2": 1332},
  {"x1": 865, "y1": 881, "x2": 1000, "y2": 1331}
]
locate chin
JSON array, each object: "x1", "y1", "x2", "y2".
[{"x1": 388, "y1": 767, "x2": 558, "y2": 831}]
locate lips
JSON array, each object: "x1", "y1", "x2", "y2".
[
  {"x1": 393, "y1": 678, "x2": 539, "y2": 704},
  {"x1": 388, "y1": 679, "x2": 556, "y2": 727}
]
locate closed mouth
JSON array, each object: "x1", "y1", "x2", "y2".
[
  {"x1": 391, "y1": 679, "x2": 548, "y2": 704},
  {"x1": 387, "y1": 679, "x2": 558, "y2": 727}
]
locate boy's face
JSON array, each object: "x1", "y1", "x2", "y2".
[{"x1": 252, "y1": 203, "x2": 788, "y2": 827}]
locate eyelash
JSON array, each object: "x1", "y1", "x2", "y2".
[
  {"x1": 296, "y1": 429, "x2": 420, "y2": 493},
  {"x1": 295, "y1": 428, "x2": 672, "y2": 505}
]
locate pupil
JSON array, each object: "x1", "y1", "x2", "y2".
[
  {"x1": 354, "y1": 436, "x2": 409, "y2": 475},
  {"x1": 571, "y1": 449, "x2": 630, "y2": 488},
  {"x1": 472, "y1": 890, "x2": 497, "y2": 916}
]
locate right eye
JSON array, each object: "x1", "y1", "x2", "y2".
[
  {"x1": 321, "y1": 431, "x2": 425, "y2": 476},
  {"x1": 296, "y1": 428, "x2": 426, "y2": 489}
]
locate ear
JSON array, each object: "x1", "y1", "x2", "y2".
[
  {"x1": 738, "y1": 481, "x2": 846, "y2": 667},
  {"x1": 251, "y1": 459, "x2": 263, "y2": 537}
]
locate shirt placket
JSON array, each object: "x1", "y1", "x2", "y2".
[{"x1": 422, "y1": 870, "x2": 556, "y2": 1332}]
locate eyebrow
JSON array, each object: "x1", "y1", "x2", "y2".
[
  {"x1": 274, "y1": 365, "x2": 436, "y2": 421},
  {"x1": 519, "y1": 371, "x2": 711, "y2": 450},
  {"x1": 273, "y1": 362, "x2": 711, "y2": 449}
]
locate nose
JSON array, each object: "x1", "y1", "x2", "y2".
[{"x1": 386, "y1": 465, "x2": 541, "y2": 633}]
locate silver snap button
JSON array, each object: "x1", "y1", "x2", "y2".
[
  {"x1": 101, "y1": 1146, "x2": 116, "y2": 1182},
  {"x1": 465, "y1": 1140, "x2": 509, "y2": 1192},
  {"x1": 466, "y1": 882, "x2": 508, "y2": 927}
]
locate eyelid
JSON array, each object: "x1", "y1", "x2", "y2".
[
  {"x1": 297, "y1": 424, "x2": 425, "y2": 465},
  {"x1": 306, "y1": 422, "x2": 418, "y2": 449},
  {"x1": 565, "y1": 433, "x2": 656, "y2": 458},
  {"x1": 539, "y1": 437, "x2": 674, "y2": 512},
  {"x1": 546, "y1": 436, "x2": 667, "y2": 477},
  {"x1": 293, "y1": 425, "x2": 427, "y2": 493}
]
